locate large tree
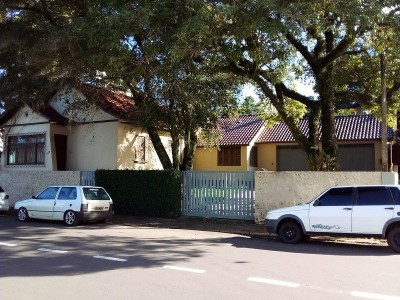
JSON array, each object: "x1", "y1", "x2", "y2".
[
  {"x1": 0, "y1": 0, "x2": 237, "y2": 170},
  {"x1": 174, "y1": 0, "x2": 400, "y2": 170}
]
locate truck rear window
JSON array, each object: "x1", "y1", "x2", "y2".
[{"x1": 83, "y1": 188, "x2": 110, "y2": 200}]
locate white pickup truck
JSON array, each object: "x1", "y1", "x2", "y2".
[{"x1": 265, "y1": 185, "x2": 400, "y2": 253}]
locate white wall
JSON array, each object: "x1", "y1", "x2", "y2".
[
  {"x1": 0, "y1": 106, "x2": 54, "y2": 171},
  {"x1": 117, "y1": 124, "x2": 172, "y2": 170},
  {"x1": 67, "y1": 121, "x2": 119, "y2": 171}
]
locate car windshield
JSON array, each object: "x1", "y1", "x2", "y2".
[
  {"x1": 0, "y1": 186, "x2": 4, "y2": 192},
  {"x1": 83, "y1": 187, "x2": 110, "y2": 200}
]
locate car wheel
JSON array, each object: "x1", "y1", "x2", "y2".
[
  {"x1": 278, "y1": 221, "x2": 303, "y2": 244},
  {"x1": 17, "y1": 207, "x2": 30, "y2": 222},
  {"x1": 64, "y1": 210, "x2": 79, "y2": 226},
  {"x1": 387, "y1": 227, "x2": 400, "y2": 253}
]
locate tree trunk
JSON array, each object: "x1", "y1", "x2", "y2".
[
  {"x1": 381, "y1": 53, "x2": 388, "y2": 172},
  {"x1": 146, "y1": 125, "x2": 174, "y2": 170},
  {"x1": 180, "y1": 128, "x2": 197, "y2": 171},
  {"x1": 316, "y1": 67, "x2": 338, "y2": 170},
  {"x1": 170, "y1": 125, "x2": 181, "y2": 170}
]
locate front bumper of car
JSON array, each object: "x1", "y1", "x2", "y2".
[{"x1": 265, "y1": 218, "x2": 279, "y2": 234}]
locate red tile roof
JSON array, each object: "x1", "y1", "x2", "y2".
[
  {"x1": 199, "y1": 115, "x2": 265, "y2": 147},
  {"x1": 0, "y1": 85, "x2": 138, "y2": 126},
  {"x1": 78, "y1": 84, "x2": 137, "y2": 120},
  {"x1": 257, "y1": 114, "x2": 394, "y2": 143}
]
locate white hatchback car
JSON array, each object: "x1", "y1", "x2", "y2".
[
  {"x1": 14, "y1": 186, "x2": 114, "y2": 226},
  {"x1": 0, "y1": 186, "x2": 10, "y2": 213}
]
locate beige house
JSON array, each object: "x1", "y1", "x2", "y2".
[
  {"x1": 0, "y1": 85, "x2": 173, "y2": 171},
  {"x1": 193, "y1": 115, "x2": 265, "y2": 171},
  {"x1": 257, "y1": 114, "x2": 393, "y2": 171}
]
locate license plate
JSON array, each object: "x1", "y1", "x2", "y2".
[{"x1": 93, "y1": 206, "x2": 104, "y2": 211}]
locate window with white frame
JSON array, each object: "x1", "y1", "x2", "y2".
[{"x1": 7, "y1": 134, "x2": 46, "y2": 165}]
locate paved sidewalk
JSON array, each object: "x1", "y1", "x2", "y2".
[
  {"x1": 110, "y1": 214, "x2": 268, "y2": 238},
  {"x1": 109, "y1": 214, "x2": 388, "y2": 247}
]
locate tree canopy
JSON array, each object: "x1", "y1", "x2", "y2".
[
  {"x1": 0, "y1": 0, "x2": 238, "y2": 170},
  {"x1": 2, "y1": 1, "x2": 400, "y2": 171},
  {"x1": 173, "y1": 0, "x2": 400, "y2": 170}
]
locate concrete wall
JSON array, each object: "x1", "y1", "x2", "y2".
[
  {"x1": 0, "y1": 170, "x2": 81, "y2": 206},
  {"x1": 254, "y1": 171, "x2": 398, "y2": 223}
]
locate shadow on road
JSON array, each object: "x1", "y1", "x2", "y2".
[
  {"x1": 0, "y1": 214, "x2": 396, "y2": 279},
  {"x1": 219, "y1": 235, "x2": 393, "y2": 257}
]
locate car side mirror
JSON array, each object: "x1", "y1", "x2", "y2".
[
  {"x1": 32, "y1": 195, "x2": 37, "y2": 199},
  {"x1": 313, "y1": 199, "x2": 320, "y2": 206}
]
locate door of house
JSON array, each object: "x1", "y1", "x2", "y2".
[
  {"x1": 277, "y1": 145, "x2": 309, "y2": 171},
  {"x1": 54, "y1": 134, "x2": 67, "y2": 171},
  {"x1": 338, "y1": 144, "x2": 375, "y2": 171}
]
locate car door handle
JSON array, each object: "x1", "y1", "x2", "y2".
[
  {"x1": 385, "y1": 207, "x2": 394, "y2": 210},
  {"x1": 343, "y1": 208, "x2": 352, "y2": 211}
]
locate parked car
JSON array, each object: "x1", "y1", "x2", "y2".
[
  {"x1": 0, "y1": 186, "x2": 10, "y2": 213},
  {"x1": 265, "y1": 185, "x2": 400, "y2": 253},
  {"x1": 14, "y1": 186, "x2": 114, "y2": 226}
]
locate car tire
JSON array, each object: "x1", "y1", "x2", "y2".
[
  {"x1": 387, "y1": 227, "x2": 400, "y2": 253},
  {"x1": 17, "y1": 207, "x2": 30, "y2": 222},
  {"x1": 64, "y1": 210, "x2": 79, "y2": 226},
  {"x1": 278, "y1": 221, "x2": 303, "y2": 244}
]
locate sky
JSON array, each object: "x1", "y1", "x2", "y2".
[{"x1": 239, "y1": 82, "x2": 316, "y2": 103}]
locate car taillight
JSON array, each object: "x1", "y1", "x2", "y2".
[
  {"x1": 81, "y1": 204, "x2": 88, "y2": 212},
  {"x1": 109, "y1": 204, "x2": 113, "y2": 211}
]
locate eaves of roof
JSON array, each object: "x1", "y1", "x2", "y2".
[
  {"x1": 198, "y1": 115, "x2": 265, "y2": 147},
  {"x1": 256, "y1": 114, "x2": 394, "y2": 143}
]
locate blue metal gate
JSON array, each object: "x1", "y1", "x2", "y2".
[{"x1": 182, "y1": 171, "x2": 255, "y2": 220}]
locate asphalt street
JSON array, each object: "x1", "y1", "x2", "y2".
[{"x1": 0, "y1": 214, "x2": 399, "y2": 300}]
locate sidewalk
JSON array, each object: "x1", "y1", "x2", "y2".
[
  {"x1": 109, "y1": 214, "x2": 268, "y2": 238},
  {"x1": 108, "y1": 215, "x2": 388, "y2": 246}
]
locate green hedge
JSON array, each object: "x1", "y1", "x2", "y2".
[{"x1": 95, "y1": 170, "x2": 181, "y2": 218}]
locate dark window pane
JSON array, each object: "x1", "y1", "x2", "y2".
[
  {"x1": 58, "y1": 187, "x2": 77, "y2": 200},
  {"x1": 37, "y1": 187, "x2": 60, "y2": 199},
  {"x1": 356, "y1": 187, "x2": 393, "y2": 205},
  {"x1": 7, "y1": 134, "x2": 45, "y2": 165},
  {"x1": 83, "y1": 188, "x2": 110, "y2": 200},
  {"x1": 250, "y1": 146, "x2": 258, "y2": 167},
  {"x1": 389, "y1": 187, "x2": 400, "y2": 205},
  {"x1": 218, "y1": 147, "x2": 241, "y2": 166},
  {"x1": 318, "y1": 188, "x2": 353, "y2": 206}
]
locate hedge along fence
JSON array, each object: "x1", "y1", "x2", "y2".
[{"x1": 95, "y1": 170, "x2": 181, "y2": 218}]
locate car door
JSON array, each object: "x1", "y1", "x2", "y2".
[
  {"x1": 308, "y1": 187, "x2": 354, "y2": 233},
  {"x1": 351, "y1": 186, "x2": 394, "y2": 234},
  {"x1": 52, "y1": 187, "x2": 79, "y2": 220},
  {"x1": 30, "y1": 187, "x2": 60, "y2": 219}
]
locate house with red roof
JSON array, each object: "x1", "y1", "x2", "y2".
[
  {"x1": 256, "y1": 114, "x2": 394, "y2": 171},
  {"x1": 0, "y1": 85, "x2": 172, "y2": 171},
  {"x1": 193, "y1": 115, "x2": 265, "y2": 171}
]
